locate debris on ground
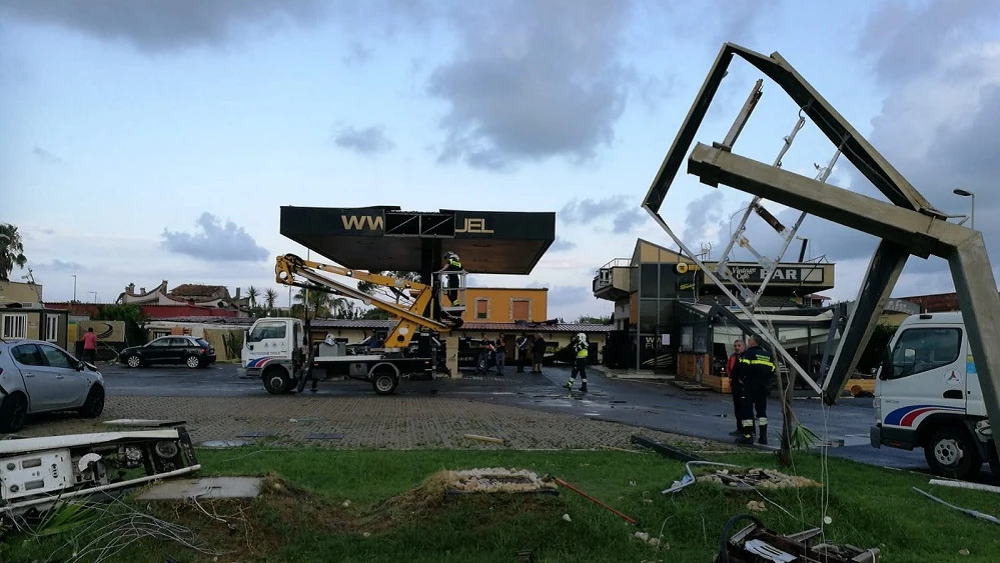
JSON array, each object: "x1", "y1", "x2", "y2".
[
  {"x1": 463, "y1": 433, "x2": 507, "y2": 445},
  {"x1": 632, "y1": 530, "x2": 665, "y2": 548},
  {"x1": 698, "y1": 468, "x2": 820, "y2": 489},
  {"x1": 746, "y1": 500, "x2": 767, "y2": 512},
  {"x1": 719, "y1": 515, "x2": 880, "y2": 562}
]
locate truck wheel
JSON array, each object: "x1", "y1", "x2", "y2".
[
  {"x1": 262, "y1": 367, "x2": 292, "y2": 395},
  {"x1": 372, "y1": 370, "x2": 399, "y2": 395},
  {"x1": 924, "y1": 425, "x2": 982, "y2": 481}
]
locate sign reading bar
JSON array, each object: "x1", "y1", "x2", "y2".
[{"x1": 716, "y1": 265, "x2": 825, "y2": 285}]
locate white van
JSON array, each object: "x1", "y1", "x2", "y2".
[{"x1": 871, "y1": 312, "x2": 997, "y2": 480}]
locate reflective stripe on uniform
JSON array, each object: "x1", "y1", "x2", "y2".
[{"x1": 449, "y1": 259, "x2": 462, "y2": 268}]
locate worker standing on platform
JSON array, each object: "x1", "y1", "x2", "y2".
[
  {"x1": 735, "y1": 335, "x2": 775, "y2": 445},
  {"x1": 443, "y1": 251, "x2": 463, "y2": 307},
  {"x1": 726, "y1": 339, "x2": 746, "y2": 437},
  {"x1": 564, "y1": 333, "x2": 589, "y2": 392}
]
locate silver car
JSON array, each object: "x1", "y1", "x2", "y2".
[{"x1": 0, "y1": 339, "x2": 106, "y2": 432}]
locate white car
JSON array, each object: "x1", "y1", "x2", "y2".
[{"x1": 0, "y1": 338, "x2": 106, "y2": 432}]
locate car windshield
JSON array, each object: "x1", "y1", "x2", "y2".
[{"x1": 196, "y1": 338, "x2": 211, "y2": 347}]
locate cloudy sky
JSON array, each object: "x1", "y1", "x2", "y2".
[{"x1": 2, "y1": 0, "x2": 998, "y2": 321}]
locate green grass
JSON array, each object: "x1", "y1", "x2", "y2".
[{"x1": 6, "y1": 447, "x2": 998, "y2": 562}]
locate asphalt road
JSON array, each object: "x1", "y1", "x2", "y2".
[{"x1": 99, "y1": 362, "x2": 933, "y2": 473}]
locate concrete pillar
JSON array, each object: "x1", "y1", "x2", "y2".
[{"x1": 446, "y1": 335, "x2": 460, "y2": 378}]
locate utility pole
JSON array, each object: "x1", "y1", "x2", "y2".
[
  {"x1": 72, "y1": 274, "x2": 77, "y2": 302},
  {"x1": 88, "y1": 291, "x2": 97, "y2": 303}
]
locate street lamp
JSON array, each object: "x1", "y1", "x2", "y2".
[
  {"x1": 953, "y1": 188, "x2": 975, "y2": 230},
  {"x1": 72, "y1": 274, "x2": 77, "y2": 302},
  {"x1": 88, "y1": 291, "x2": 97, "y2": 303}
]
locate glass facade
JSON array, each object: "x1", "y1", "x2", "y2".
[{"x1": 630, "y1": 263, "x2": 704, "y2": 371}]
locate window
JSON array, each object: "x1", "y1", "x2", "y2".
[
  {"x1": 1, "y1": 313, "x2": 27, "y2": 339},
  {"x1": 639, "y1": 299, "x2": 657, "y2": 333},
  {"x1": 45, "y1": 314, "x2": 59, "y2": 342},
  {"x1": 148, "y1": 338, "x2": 171, "y2": 347},
  {"x1": 248, "y1": 321, "x2": 287, "y2": 342},
  {"x1": 511, "y1": 300, "x2": 530, "y2": 322},
  {"x1": 640, "y1": 264, "x2": 658, "y2": 298},
  {"x1": 12, "y1": 344, "x2": 44, "y2": 366},
  {"x1": 475, "y1": 299, "x2": 489, "y2": 320},
  {"x1": 195, "y1": 338, "x2": 211, "y2": 348},
  {"x1": 39, "y1": 344, "x2": 74, "y2": 369},
  {"x1": 170, "y1": 338, "x2": 193, "y2": 347},
  {"x1": 890, "y1": 327, "x2": 962, "y2": 379},
  {"x1": 659, "y1": 265, "x2": 679, "y2": 298}
]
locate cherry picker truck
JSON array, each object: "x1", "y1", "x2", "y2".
[{"x1": 242, "y1": 253, "x2": 468, "y2": 395}]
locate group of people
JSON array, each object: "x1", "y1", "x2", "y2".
[
  {"x1": 475, "y1": 333, "x2": 548, "y2": 376},
  {"x1": 725, "y1": 335, "x2": 776, "y2": 445}
]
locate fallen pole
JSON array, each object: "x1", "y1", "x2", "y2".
[{"x1": 548, "y1": 476, "x2": 638, "y2": 525}]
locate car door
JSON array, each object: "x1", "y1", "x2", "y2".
[
  {"x1": 143, "y1": 337, "x2": 173, "y2": 364},
  {"x1": 36, "y1": 343, "x2": 90, "y2": 409},
  {"x1": 10, "y1": 343, "x2": 55, "y2": 412},
  {"x1": 880, "y1": 324, "x2": 967, "y2": 432},
  {"x1": 170, "y1": 337, "x2": 195, "y2": 364}
]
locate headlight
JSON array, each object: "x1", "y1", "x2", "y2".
[{"x1": 873, "y1": 397, "x2": 881, "y2": 421}]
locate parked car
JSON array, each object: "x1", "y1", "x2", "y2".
[
  {"x1": 118, "y1": 335, "x2": 216, "y2": 369},
  {"x1": 0, "y1": 339, "x2": 106, "y2": 432}
]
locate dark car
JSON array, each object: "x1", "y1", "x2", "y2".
[{"x1": 119, "y1": 335, "x2": 216, "y2": 369}]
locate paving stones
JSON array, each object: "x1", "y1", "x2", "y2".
[{"x1": 14, "y1": 395, "x2": 720, "y2": 452}]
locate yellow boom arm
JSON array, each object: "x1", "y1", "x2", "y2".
[{"x1": 274, "y1": 253, "x2": 462, "y2": 349}]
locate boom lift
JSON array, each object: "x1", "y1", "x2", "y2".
[{"x1": 266, "y1": 253, "x2": 468, "y2": 394}]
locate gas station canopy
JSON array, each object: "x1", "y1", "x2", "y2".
[{"x1": 280, "y1": 206, "x2": 556, "y2": 275}]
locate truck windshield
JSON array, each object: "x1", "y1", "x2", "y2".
[{"x1": 248, "y1": 321, "x2": 286, "y2": 343}]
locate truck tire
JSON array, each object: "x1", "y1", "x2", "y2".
[
  {"x1": 924, "y1": 425, "x2": 982, "y2": 481},
  {"x1": 262, "y1": 366, "x2": 292, "y2": 395},
  {"x1": 371, "y1": 367, "x2": 399, "y2": 395}
]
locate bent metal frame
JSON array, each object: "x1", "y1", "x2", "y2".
[{"x1": 640, "y1": 42, "x2": 1000, "y2": 451}]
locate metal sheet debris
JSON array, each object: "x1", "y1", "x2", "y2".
[
  {"x1": 200, "y1": 440, "x2": 255, "y2": 448},
  {"x1": 137, "y1": 477, "x2": 262, "y2": 501},
  {"x1": 103, "y1": 419, "x2": 187, "y2": 427},
  {"x1": 236, "y1": 431, "x2": 278, "y2": 438}
]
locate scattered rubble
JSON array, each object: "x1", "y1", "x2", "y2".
[
  {"x1": 698, "y1": 468, "x2": 820, "y2": 489},
  {"x1": 746, "y1": 500, "x2": 767, "y2": 513},
  {"x1": 425, "y1": 468, "x2": 557, "y2": 495}
]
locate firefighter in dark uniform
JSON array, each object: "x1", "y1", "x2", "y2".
[
  {"x1": 564, "y1": 333, "x2": 589, "y2": 392},
  {"x1": 735, "y1": 335, "x2": 776, "y2": 445},
  {"x1": 443, "y1": 251, "x2": 463, "y2": 306}
]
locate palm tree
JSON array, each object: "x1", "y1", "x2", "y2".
[
  {"x1": 264, "y1": 288, "x2": 278, "y2": 311},
  {"x1": 293, "y1": 287, "x2": 346, "y2": 319},
  {"x1": 0, "y1": 223, "x2": 27, "y2": 282},
  {"x1": 246, "y1": 285, "x2": 260, "y2": 308}
]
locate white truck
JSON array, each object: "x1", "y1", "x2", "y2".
[
  {"x1": 870, "y1": 311, "x2": 998, "y2": 480},
  {"x1": 237, "y1": 316, "x2": 438, "y2": 395}
]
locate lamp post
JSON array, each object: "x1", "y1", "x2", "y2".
[
  {"x1": 953, "y1": 188, "x2": 975, "y2": 230},
  {"x1": 72, "y1": 274, "x2": 77, "y2": 302},
  {"x1": 88, "y1": 291, "x2": 97, "y2": 303}
]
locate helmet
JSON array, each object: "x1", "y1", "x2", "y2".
[
  {"x1": 576, "y1": 333, "x2": 587, "y2": 342},
  {"x1": 445, "y1": 251, "x2": 459, "y2": 261}
]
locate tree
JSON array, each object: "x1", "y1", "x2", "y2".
[
  {"x1": 361, "y1": 308, "x2": 390, "y2": 320},
  {"x1": 264, "y1": 288, "x2": 278, "y2": 311},
  {"x1": 575, "y1": 315, "x2": 612, "y2": 324},
  {"x1": 0, "y1": 223, "x2": 27, "y2": 282},
  {"x1": 293, "y1": 287, "x2": 346, "y2": 319},
  {"x1": 357, "y1": 270, "x2": 422, "y2": 305},
  {"x1": 246, "y1": 285, "x2": 260, "y2": 308}
]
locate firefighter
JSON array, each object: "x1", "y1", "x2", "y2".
[
  {"x1": 564, "y1": 333, "x2": 589, "y2": 392},
  {"x1": 443, "y1": 251, "x2": 463, "y2": 306},
  {"x1": 726, "y1": 339, "x2": 746, "y2": 437},
  {"x1": 735, "y1": 335, "x2": 776, "y2": 445}
]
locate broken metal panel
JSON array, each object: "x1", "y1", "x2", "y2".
[
  {"x1": 642, "y1": 207, "x2": 824, "y2": 396},
  {"x1": 1, "y1": 427, "x2": 200, "y2": 517},
  {"x1": 644, "y1": 42, "x2": 931, "y2": 214},
  {"x1": 822, "y1": 240, "x2": 909, "y2": 404},
  {"x1": 686, "y1": 143, "x2": 970, "y2": 258}
]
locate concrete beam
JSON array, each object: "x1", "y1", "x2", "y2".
[
  {"x1": 822, "y1": 240, "x2": 909, "y2": 405},
  {"x1": 687, "y1": 143, "x2": 971, "y2": 258},
  {"x1": 949, "y1": 234, "x2": 1000, "y2": 456}
]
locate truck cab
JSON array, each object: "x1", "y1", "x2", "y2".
[
  {"x1": 236, "y1": 317, "x2": 307, "y2": 394},
  {"x1": 871, "y1": 312, "x2": 997, "y2": 480}
]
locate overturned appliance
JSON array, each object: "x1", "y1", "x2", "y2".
[
  {"x1": 717, "y1": 514, "x2": 879, "y2": 563},
  {"x1": 1, "y1": 427, "x2": 199, "y2": 517}
]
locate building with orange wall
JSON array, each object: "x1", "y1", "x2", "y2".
[{"x1": 461, "y1": 287, "x2": 548, "y2": 323}]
